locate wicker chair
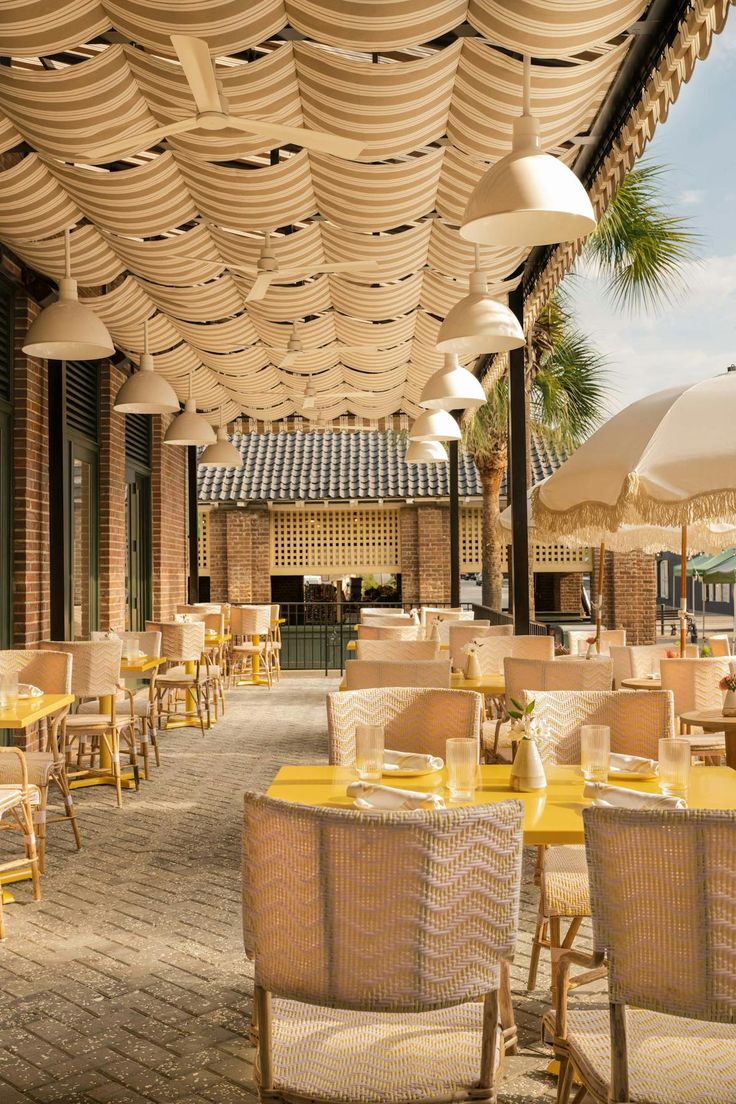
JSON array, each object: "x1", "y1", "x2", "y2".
[
  {"x1": 706, "y1": 632, "x2": 732, "y2": 657},
  {"x1": 0, "y1": 748, "x2": 42, "y2": 940},
  {"x1": 355, "y1": 639, "x2": 440, "y2": 662},
  {"x1": 269, "y1": 604, "x2": 282, "y2": 682},
  {"x1": 567, "y1": 628, "x2": 626, "y2": 656},
  {"x1": 420, "y1": 606, "x2": 466, "y2": 626},
  {"x1": 231, "y1": 606, "x2": 274, "y2": 688},
  {"x1": 41, "y1": 640, "x2": 138, "y2": 809},
  {"x1": 87, "y1": 630, "x2": 162, "y2": 778},
  {"x1": 609, "y1": 642, "x2": 697, "y2": 687},
  {"x1": 356, "y1": 624, "x2": 421, "y2": 641},
  {"x1": 659, "y1": 656, "x2": 732, "y2": 758},
  {"x1": 359, "y1": 612, "x2": 413, "y2": 626},
  {"x1": 344, "y1": 659, "x2": 451, "y2": 691},
  {"x1": 473, "y1": 634, "x2": 555, "y2": 677},
  {"x1": 448, "y1": 622, "x2": 505, "y2": 669},
  {"x1": 242, "y1": 792, "x2": 524, "y2": 1104},
  {"x1": 327, "y1": 687, "x2": 482, "y2": 764},
  {"x1": 153, "y1": 622, "x2": 212, "y2": 735},
  {"x1": 524, "y1": 688, "x2": 676, "y2": 997},
  {"x1": 0, "y1": 650, "x2": 77, "y2": 872},
  {"x1": 549, "y1": 807, "x2": 736, "y2": 1104}
]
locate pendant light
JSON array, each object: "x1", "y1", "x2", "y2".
[
  {"x1": 22, "y1": 229, "x2": 114, "y2": 359},
  {"x1": 419, "y1": 353, "x2": 486, "y2": 412},
  {"x1": 405, "y1": 439, "x2": 448, "y2": 464},
  {"x1": 435, "y1": 246, "x2": 524, "y2": 355},
  {"x1": 113, "y1": 319, "x2": 179, "y2": 414},
  {"x1": 164, "y1": 370, "x2": 216, "y2": 446},
  {"x1": 408, "y1": 409, "x2": 461, "y2": 443},
  {"x1": 199, "y1": 407, "x2": 244, "y2": 468},
  {"x1": 461, "y1": 56, "x2": 596, "y2": 247}
]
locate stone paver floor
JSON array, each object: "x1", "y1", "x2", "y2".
[{"x1": 0, "y1": 676, "x2": 600, "y2": 1103}]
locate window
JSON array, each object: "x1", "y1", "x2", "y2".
[{"x1": 658, "y1": 558, "x2": 669, "y2": 601}]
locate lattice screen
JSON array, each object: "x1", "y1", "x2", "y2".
[
  {"x1": 460, "y1": 507, "x2": 592, "y2": 573},
  {"x1": 198, "y1": 508, "x2": 210, "y2": 574},
  {"x1": 270, "y1": 507, "x2": 400, "y2": 575}
]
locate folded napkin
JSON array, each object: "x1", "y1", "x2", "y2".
[
  {"x1": 583, "y1": 781, "x2": 685, "y2": 810},
  {"x1": 382, "y1": 749, "x2": 443, "y2": 772},
  {"x1": 608, "y1": 753, "x2": 658, "y2": 776},
  {"x1": 347, "y1": 781, "x2": 446, "y2": 811}
]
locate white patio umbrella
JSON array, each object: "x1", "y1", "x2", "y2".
[{"x1": 530, "y1": 372, "x2": 736, "y2": 653}]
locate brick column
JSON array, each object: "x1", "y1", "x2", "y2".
[
  {"x1": 416, "y1": 504, "x2": 451, "y2": 605},
  {"x1": 12, "y1": 293, "x2": 50, "y2": 647},
  {"x1": 151, "y1": 415, "x2": 188, "y2": 620},
  {"x1": 224, "y1": 508, "x2": 271, "y2": 602},
  {"x1": 399, "y1": 505, "x2": 420, "y2": 606},
  {"x1": 206, "y1": 508, "x2": 228, "y2": 601},
  {"x1": 592, "y1": 549, "x2": 656, "y2": 644},
  {"x1": 249, "y1": 508, "x2": 271, "y2": 602},
  {"x1": 98, "y1": 361, "x2": 127, "y2": 630},
  {"x1": 555, "y1": 572, "x2": 583, "y2": 614}
]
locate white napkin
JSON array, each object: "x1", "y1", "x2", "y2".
[
  {"x1": 18, "y1": 683, "x2": 42, "y2": 699},
  {"x1": 608, "y1": 753, "x2": 658, "y2": 776},
  {"x1": 347, "y1": 781, "x2": 446, "y2": 811},
  {"x1": 382, "y1": 749, "x2": 443, "y2": 772},
  {"x1": 583, "y1": 781, "x2": 685, "y2": 810}
]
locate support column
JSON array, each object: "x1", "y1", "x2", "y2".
[
  {"x1": 187, "y1": 445, "x2": 199, "y2": 604},
  {"x1": 508, "y1": 284, "x2": 530, "y2": 634},
  {"x1": 449, "y1": 437, "x2": 460, "y2": 608}
]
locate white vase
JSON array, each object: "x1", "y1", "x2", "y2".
[
  {"x1": 464, "y1": 650, "x2": 481, "y2": 679},
  {"x1": 510, "y1": 737, "x2": 547, "y2": 792},
  {"x1": 723, "y1": 689, "x2": 736, "y2": 717}
]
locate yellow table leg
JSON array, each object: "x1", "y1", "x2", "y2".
[
  {"x1": 236, "y1": 634, "x2": 269, "y2": 687},
  {"x1": 69, "y1": 693, "x2": 136, "y2": 790},
  {"x1": 164, "y1": 659, "x2": 213, "y2": 729}
]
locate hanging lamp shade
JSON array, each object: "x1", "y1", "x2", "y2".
[
  {"x1": 164, "y1": 372, "x2": 216, "y2": 447},
  {"x1": 408, "y1": 409, "x2": 461, "y2": 443},
  {"x1": 405, "y1": 439, "x2": 447, "y2": 464},
  {"x1": 114, "y1": 320, "x2": 179, "y2": 414},
  {"x1": 199, "y1": 425, "x2": 243, "y2": 468},
  {"x1": 420, "y1": 354, "x2": 486, "y2": 411},
  {"x1": 435, "y1": 248, "x2": 524, "y2": 356},
  {"x1": 461, "y1": 58, "x2": 596, "y2": 248}
]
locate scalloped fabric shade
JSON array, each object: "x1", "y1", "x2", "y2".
[
  {"x1": 420, "y1": 354, "x2": 486, "y2": 411},
  {"x1": 113, "y1": 352, "x2": 180, "y2": 414},
  {"x1": 405, "y1": 439, "x2": 448, "y2": 464},
  {"x1": 408, "y1": 409, "x2": 461, "y2": 442},
  {"x1": 164, "y1": 397, "x2": 216, "y2": 446},
  {"x1": 22, "y1": 277, "x2": 114, "y2": 360},
  {"x1": 199, "y1": 426, "x2": 244, "y2": 468}
]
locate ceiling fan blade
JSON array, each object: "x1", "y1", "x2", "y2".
[
  {"x1": 79, "y1": 117, "x2": 198, "y2": 163},
  {"x1": 269, "y1": 262, "x2": 382, "y2": 282},
  {"x1": 245, "y1": 273, "x2": 274, "y2": 302},
  {"x1": 171, "y1": 35, "x2": 222, "y2": 114},
  {"x1": 224, "y1": 116, "x2": 364, "y2": 159}
]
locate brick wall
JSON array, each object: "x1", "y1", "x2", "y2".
[
  {"x1": 220, "y1": 508, "x2": 271, "y2": 603},
  {"x1": 98, "y1": 361, "x2": 127, "y2": 631},
  {"x1": 592, "y1": 549, "x2": 656, "y2": 645},
  {"x1": 398, "y1": 506, "x2": 420, "y2": 605},
  {"x1": 415, "y1": 505, "x2": 451, "y2": 605},
  {"x1": 555, "y1": 572, "x2": 583, "y2": 614},
  {"x1": 207, "y1": 508, "x2": 228, "y2": 602},
  {"x1": 151, "y1": 417, "x2": 188, "y2": 620}
]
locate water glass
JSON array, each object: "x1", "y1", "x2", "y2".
[
  {"x1": 580, "y1": 725, "x2": 610, "y2": 782},
  {"x1": 0, "y1": 671, "x2": 18, "y2": 708},
  {"x1": 355, "y1": 724, "x2": 384, "y2": 781},
  {"x1": 659, "y1": 738, "x2": 690, "y2": 798},
  {"x1": 446, "y1": 737, "x2": 478, "y2": 802},
  {"x1": 124, "y1": 636, "x2": 139, "y2": 661}
]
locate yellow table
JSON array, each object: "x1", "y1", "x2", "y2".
[
  {"x1": 620, "y1": 676, "x2": 662, "y2": 690},
  {"x1": 267, "y1": 764, "x2": 736, "y2": 846},
  {"x1": 451, "y1": 672, "x2": 505, "y2": 696},
  {"x1": 235, "y1": 633, "x2": 270, "y2": 687},
  {"x1": 120, "y1": 654, "x2": 166, "y2": 676},
  {"x1": 204, "y1": 632, "x2": 231, "y2": 648},
  {"x1": 346, "y1": 640, "x2": 449, "y2": 653}
]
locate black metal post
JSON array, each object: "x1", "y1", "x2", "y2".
[
  {"x1": 508, "y1": 285, "x2": 530, "y2": 634},
  {"x1": 449, "y1": 436, "x2": 460, "y2": 607},
  {"x1": 48, "y1": 361, "x2": 68, "y2": 639},
  {"x1": 187, "y1": 445, "x2": 199, "y2": 604}
]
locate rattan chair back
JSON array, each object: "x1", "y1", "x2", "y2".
[
  {"x1": 0, "y1": 649, "x2": 71, "y2": 694},
  {"x1": 474, "y1": 634, "x2": 554, "y2": 675},
  {"x1": 231, "y1": 605, "x2": 272, "y2": 637},
  {"x1": 568, "y1": 628, "x2": 626, "y2": 655},
  {"x1": 355, "y1": 640, "x2": 439, "y2": 662},
  {"x1": 41, "y1": 640, "x2": 122, "y2": 697},
  {"x1": 345, "y1": 659, "x2": 451, "y2": 691},
  {"x1": 242, "y1": 792, "x2": 524, "y2": 1010},
  {"x1": 706, "y1": 633, "x2": 732, "y2": 657},
  {"x1": 327, "y1": 687, "x2": 482, "y2": 763},
  {"x1": 356, "y1": 624, "x2": 421, "y2": 641},
  {"x1": 659, "y1": 656, "x2": 733, "y2": 716},
  {"x1": 610, "y1": 642, "x2": 698, "y2": 686},
  {"x1": 504, "y1": 656, "x2": 613, "y2": 709},
  {"x1": 92, "y1": 630, "x2": 162, "y2": 657},
  {"x1": 149, "y1": 622, "x2": 204, "y2": 664}
]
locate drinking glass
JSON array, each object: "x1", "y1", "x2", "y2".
[
  {"x1": 580, "y1": 725, "x2": 610, "y2": 782},
  {"x1": 446, "y1": 737, "x2": 478, "y2": 801},
  {"x1": 124, "y1": 636, "x2": 139, "y2": 661},
  {"x1": 355, "y1": 724, "x2": 384, "y2": 781},
  {"x1": 0, "y1": 671, "x2": 19, "y2": 709},
  {"x1": 659, "y1": 738, "x2": 690, "y2": 798}
]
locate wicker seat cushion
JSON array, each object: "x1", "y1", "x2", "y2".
[
  {"x1": 157, "y1": 667, "x2": 214, "y2": 684},
  {"x1": 78, "y1": 694, "x2": 152, "y2": 719},
  {"x1": 0, "y1": 752, "x2": 59, "y2": 788},
  {"x1": 541, "y1": 845, "x2": 591, "y2": 918},
  {"x1": 565, "y1": 1006, "x2": 736, "y2": 1104},
  {"x1": 0, "y1": 784, "x2": 40, "y2": 812},
  {"x1": 268, "y1": 997, "x2": 497, "y2": 1104},
  {"x1": 66, "y1": 710, "x2": 134, "y2": 726}
]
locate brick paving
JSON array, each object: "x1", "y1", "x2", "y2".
[{"x1": 0, "y1": 676, "x2": 599, "y2": 1103}]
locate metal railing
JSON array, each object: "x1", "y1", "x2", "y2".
[{"x1": 471, "y1": 603, "x2": 552, "y2": 637}]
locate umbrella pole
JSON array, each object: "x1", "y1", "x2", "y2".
[
  {"x1": 596, "y1": 542, "x2": 605, "y2": 654},
  {"x1": 680, "y1": 525, "x2": 688, "y2": 657}
]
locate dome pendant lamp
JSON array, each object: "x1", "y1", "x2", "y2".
[
  {"x1": 419, "y1": 353, "x2": 486, "y2": 412},
  {"x1": 199, "y1": 406, "x2": 244, "y2": 468},
  {"x1": 461, "y1": 56, "x2": 597, "y2": 248},
  {"x1": 405, "y1": 439, "x2": 448, "y2": 464},
  {"x1": 163, "y1": 369, "x2": 216, "y2": 447},
  {"x1": 408, "y1": 408, "x2": 461, "y2": 443},
  {"x1": 22, "y1": 229, "x2": 115, "y2": 359},
  {"x1": 113, "y1": 318, "x2": 179, "y2": 414},
  {"x1": 435, "y1": 245, "x2": 524, "y2": 356}
]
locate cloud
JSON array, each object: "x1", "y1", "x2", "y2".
[{"x1": 678, "y1": 189, "x2": 705, "y2": 205}]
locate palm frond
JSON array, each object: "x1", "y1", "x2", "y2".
[
  {"x1": 462, "y1": 377, "x2": 508, "y2": 462},
  {"x1": 531, "y1": 326, "x2": 609, "y2": 448}
]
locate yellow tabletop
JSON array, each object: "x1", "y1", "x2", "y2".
[
  {"x1": 120, "y1": 655, "x2": 166, "y2": 675},
  {"x1": 451, "y1": 671, "x2": 505, "y2": 696},
  {"x1": 0, "y1": 693, "x2": 75, "y2": 729},
  {"x1": 204, "y1": 632, "x2": 231, "y2": 647},
  {"x1": 620, "y1": 677, "x2": 662, "y2": 690},
  {"x1": 267, "y1": 764, "x2": 736, "y2": 846}
]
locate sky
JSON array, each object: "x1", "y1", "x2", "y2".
[{"x1": 568, "y1": 15, "x2": 736, "y2": 414}]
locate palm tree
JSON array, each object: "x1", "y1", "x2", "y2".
[{"x1": 465, "y1": 161, "x2": 699, "y2": 608}]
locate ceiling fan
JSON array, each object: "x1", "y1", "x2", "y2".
[
  {"x1": 79, "y1": 35, "x2": 365, "y2": 163},
  {"x1": 274, "y1": 322, "x2": 381, "y2": 369}
]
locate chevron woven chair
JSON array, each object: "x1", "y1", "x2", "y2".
[
  {"x1": 344, "y1": 658, "x2": 451, "y2": 691},
  {"x1": 242, "y1": 792, "x2": 524, "y2": 1103},
  {"x1": 523, "y1": 689, "x2": 675, "y2": 997},
  {"x1": 356, "y1": 623, "x2": 422, "y2": 641},
  {"x1": 447, "y1": 621, "x2": 505, "y2": 669},
  {"x1": 327, "y1": 686, "x2": 482, "y2": 764},
  {"x1": 0, "y1": 649, "x2": 78, "y2": 871},
  {"x1": 152, "y1": 621, "x2": 212, "y2": 735},
  {"x1": 548, "y1": 807, "x2": 736, "y2": 1104},
  {"x1": 230, "y1": 606, "x2": 274, "y2": 688},
  {"x1": 659, "y1": 656, "x2": 732, "y2": 759},
  {"x1": 567, "y1": 628, "x2": 626, "y2": 656},
  {"x1": 354, "y1": 639, "x2": 440, "y2": 661},
  {"x1": 0, "y1": 747, "x2": 42, "y2": 940}
]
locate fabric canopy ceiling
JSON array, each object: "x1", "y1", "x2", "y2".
[{"x1": 0, "y1": 0, "x2": 721, "y2": 424}]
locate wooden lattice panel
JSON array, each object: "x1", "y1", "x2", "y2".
[
  {"x1": 460, "y1": 507, "x2": 592, "y2": 573},
  {"x1": 198, "y1": 507, "x2": 210, "y2": 574},
  {"x1": 270, "y1": 507, "x2": 400, "y2": 575}
]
